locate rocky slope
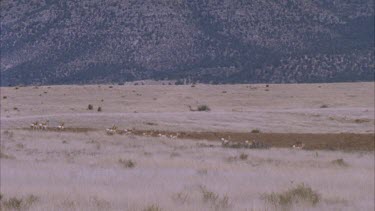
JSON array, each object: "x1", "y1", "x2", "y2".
[{"x1": 1, "y1": 0, "x2": 374, "y2": 85}]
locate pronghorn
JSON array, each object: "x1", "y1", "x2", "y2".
[
  {"x1": 221, "y1": 138, "x2": 230, "y2": 147},
  {"x1": 30, "y1": 121, "x2": 39, "y2": 129},
  {"x1": 106, "y1": 125, "x2": 117, "y2": 135},
  {"x1": 292, "y1": 141, "x2": 305, "y2": 150},
  {"x1": 57, "y1": 122, "x2": 65, "y2": 130},
  {"x1": 39, "y1": 120, "x2": 49, "y2": 130}
]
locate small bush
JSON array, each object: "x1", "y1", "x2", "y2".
[
  {"x1": 118, "y1": 159, "x2": 135, "y2": 168},
  {"x1": 143, "y1": 204, "x2": 162, "y2": 211},
  {"x1": 251, "y1": 129, "x2": 261, "y2": 133},
  {"x1": 2, "y1": 197, "x2": 23, "y2": 210},
  {"x1": 13, "y1": 107, "x2": 18, "y2": 111},
  {"x1": 108, "y1": 86, "x2": 113, "y2": 88},
  {"x1": 2, "y1": 96, "x2": 7, "y2": 99},
  {"x1": 239, "y1": 153, "x2": 248, "y2": 160},
  {"x1": 200, "y1": 186, "x2": 219, "y2": 203},
  {"x1": 320, "y1": 104, "x2": 329, "y2": 108},
  {"x1": 88, "y1": 104, "x2": 93, "y2": 110},
  {"x1": 199, "y1": 186, "x2": 230, "y2": 209},
  {"x1": 331, "y1": 158, "x2": 349, "y2": 167},
  {"x1": 0, "y1": 151, "x2": 15, "y2": 159},
  {"x1": 197, "y1": 105, "x2": 210, "y2": 111},
  {"x1": 262, "y1": 183, "x2": 320, "y2": 208},
  {"x1": 97, "y1": 107, "x2": 102, "y2": 112}
]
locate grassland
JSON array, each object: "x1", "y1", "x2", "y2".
[{"x1": 0, "y1": 82, "x2": 374, "y2": 210}]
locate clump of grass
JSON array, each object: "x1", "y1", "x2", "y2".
[
  {"x1": 143, "y1": 204, "x2": 162, "y2": 211},
  {"x1": 197, "y1": 105, "x2": 210, "y2": 111},
  {"x1": 25, "y1": 195, "x2": 39, "y2": 205},
  {"x1": 331, "y1": 158, "x2": 349, "y2": 167},
  {"x1": 13, "y1": 107, "x2": 19, "y2": 111},
  {"x1": 173, "y1": 192, "x2": 189, "y2": 204},
  {"x1": 170, "y1": 152, "x2": 180, "y2": 158},
  {"x1": 0, "y1": 151, "x2": 15, "y2": 159},
  {"x1": 2, "y1": 197, "x2": 23, "y2": 210},
  {"x1": 262, "y1": 183, "x2": 320, "y2": 208},
  {"x1": 239, "y1": 153, "x2": 248, "y2": 160},
  {"x1": 199, "y1": 185, "x2": 230, "y2": 209},
  {"x1": 320, "y1": 104, "x2": 329, "y2": 108},
  {"x1": 251, "y1": 129, "x2": 261, "y2": 133},
  {"x1": 200, "y1": 186, "x2": 219, "y2": 203},
  {"x1": 354, "y1": 118, "x2": 370, "y2": 123},
  {"x1": 197, "y1": 169, "x2": 208, "y2": 175},
  {"x1": 2, "y1": 96, "x2": 7, "y2": 99},
  {"x1": 1, "y1": 194, "x2": 39, "y2": 210},
  {"x1": 118, "y1": 159, "x2": 135, "y2": 168},
  {"x1": 97, "y1": 106, "x2": 102, "y2": 112},
  {"x1": 87, "y1": 104, "x2": 93, "y2": 110}
]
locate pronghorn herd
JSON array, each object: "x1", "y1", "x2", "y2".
[
  {"x1": 28, "y1": 121, "x2": 305, "y2": 150},
  {"x1": 30, "y1": 120, "x2": 64, "y2": 130},
  {"x1": 106, "y1": 125, "x2": 118, "y2": 135},
  {"x1": 221, "y1": 138, "x2": 270, "y2": 149},
  {"x1": 221, "y1": 137, "x2": 305, "y2": 150}
]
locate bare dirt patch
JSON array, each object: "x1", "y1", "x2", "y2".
[{"x1": 131, "y1": 130, "x2": 374, "y2": 151}]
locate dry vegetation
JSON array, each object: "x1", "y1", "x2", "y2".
[{"x1": 0, "y1": 83, "x2": 374, "y2": 210}]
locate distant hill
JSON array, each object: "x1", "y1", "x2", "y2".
[{"x1": 1, "y1": 0, "x2": 374, "y2": 85}]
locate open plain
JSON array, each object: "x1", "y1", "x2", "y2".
[{"x1": 0, "y1": 82, "x2": 374, "y2": 210}]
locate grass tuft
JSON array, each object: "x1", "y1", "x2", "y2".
[
  {"x1": 239, "y1": 153, "x2": 248, "y2": 160},
  {"x1": 143, "y1": 204, "x2": 162, "y2": 211},
  {"x1": 197, "y1": 105, "x2": 210, "y2": 111},
  {"x1": 262, "y1": 183, "x2": 320, "y2": 208},
  {"x1": 331, "y1": 158, "x2": 349, "y2": 167},
  {"x1": 251, "y1": 129, "x2": 261, "y2": 133},
  {"x1": 118, "y1": 159, "x2": 135, "y2": 168},
  {"x1": 199, "y1": 185, "x2": 230, "y2": 209}
]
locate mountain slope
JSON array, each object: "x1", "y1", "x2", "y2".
[{"x1": 1, "y1": 0, "x2": 374, "y2": 85}]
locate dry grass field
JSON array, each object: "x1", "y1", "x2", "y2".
[{"x1": 0, "y1": 82, "x2": 374, "y2": 210}]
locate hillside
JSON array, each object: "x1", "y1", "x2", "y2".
[{"x1": 1, "y1": 0, "x2": 374, "y2": 85}]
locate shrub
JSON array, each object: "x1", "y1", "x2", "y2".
[
  {"x1": 320, "y1": 104, "x2": 329, "y2": 108},
  {"x1": 88, "y1": 104, "x2": 93, "y2": 110},
  {"x1": 97, "y1": 107, "x2": 102, "y2": 112},
  {"x1": 143, "y1": 204, "x2": 162, "y2": 211},
  {"x1": 199, "y1": 185, "x2": 230, "y2": 209},
  {"x1": 251, "y1": 129, "x2": 261, "y2": 133},
  {"x1": 239, "y1": 153, "x2": 248, "y2": 160},
  {"x1": 2, "y1": 96, "x2": 7, "y2": 99},
  {"x1": 118, "y1": 159, "x2": 135, "y2": 168},
  {"x1": 197, "y1": 105, "x2": 210, "y2": 111},
  {"x1": 262, "y1": 183, "x2": 320, "y2": 208},
  {"x1": 331, "y1": 158, "x2": 349, "y2": 167},
  {"x1": 2, "y1": 197, "x2": 22, "y2": 210}
]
